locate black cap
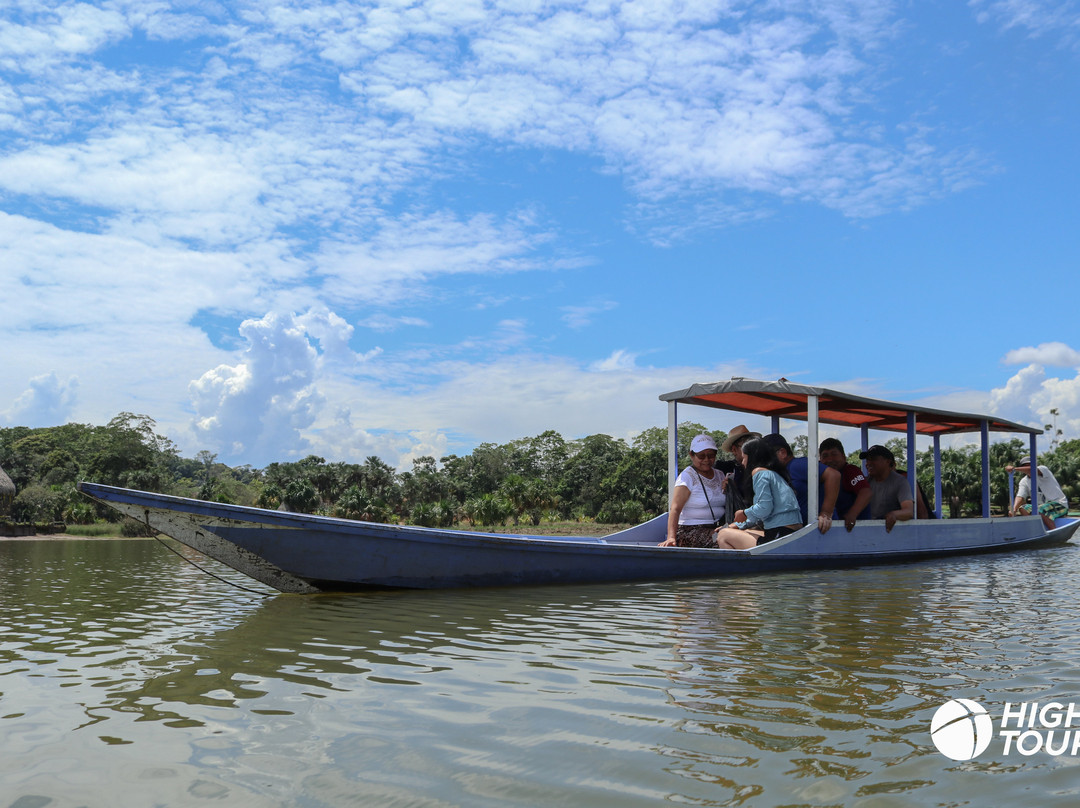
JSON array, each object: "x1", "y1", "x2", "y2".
[{"x1": 859, "y1": 444, "x2": 894, "y2": 462}]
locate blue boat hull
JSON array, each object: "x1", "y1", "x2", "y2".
[{"x1": 78, "y1": 482, "x2": 1080, "y2": 592}]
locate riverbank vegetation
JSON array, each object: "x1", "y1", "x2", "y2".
[{"x1": 2, "y1": 414, "x2": 1076, "y2": 532}]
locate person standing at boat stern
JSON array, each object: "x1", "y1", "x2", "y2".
[
  {"x1": 661, "y1": 435, "x2": 729, "y2": 548},
  {"x1": 1007, "y1": 457, "x2": 1068, "y2": 530},
  {"x1": 714, "y1": 438, "x2": 802, "y2": 549}
]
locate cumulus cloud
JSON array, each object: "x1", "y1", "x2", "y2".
[
  {"x1": 1001, "y1": 341, "x2": 1080, "y2": 367},
  {"x1": 1, "y1": 371, "x2": 78, "y2": 427},
  {"x1": 989, "y1": 364, "x2": 1080, "y2": 446},
  {"x1": 182, "y1": 306, "x2": 764, "y2": 468},
  {"x1": 189, "y1": 310, "x2": 363, "y2": 462}
]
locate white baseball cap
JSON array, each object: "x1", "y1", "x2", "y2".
[{"x1": 690, "y1": 434, "x2": 717, "y2": 454}]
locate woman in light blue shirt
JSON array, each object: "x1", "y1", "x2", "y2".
[{"x1": 714, "y1": 438, "x2": 802, "y2": 549}]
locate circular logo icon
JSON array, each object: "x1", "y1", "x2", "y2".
[{"x1": 931, "y1": 699, "x2": 993, "y2": 760}]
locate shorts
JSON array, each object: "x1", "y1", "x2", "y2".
[
  {"x1": 676, "y1": 522, "x2": 723, "y2": 548},
  {"x1": 1038, "y1": 501, "x2": 1069, "y2": 520},
  {"x1": 757, "y1": 525, "x2": 799, "y2": 545}
]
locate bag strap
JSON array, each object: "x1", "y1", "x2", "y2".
[{"x1": 693, "y1": 468, "x2": 718, "y2": 522}]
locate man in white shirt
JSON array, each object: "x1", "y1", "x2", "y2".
[{"x1": 1007, "y1": 456, "x2": 1068, "y2": 530}]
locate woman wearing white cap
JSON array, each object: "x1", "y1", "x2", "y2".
[{"x1": 660, "y1": 434, "x2": 728, "y2": 548}]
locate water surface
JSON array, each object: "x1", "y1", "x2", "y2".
[{"x1": 2, "y1": 538, "x2": 1079, "y2": 806}]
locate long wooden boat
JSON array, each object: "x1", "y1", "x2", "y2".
[{"x1": 78, "y1": 379, "x2": 1078, "y2": 592}]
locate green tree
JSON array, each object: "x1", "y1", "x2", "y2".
[
  {"x1": 335, "y1": 485, "x2": 390, "y2": 523},
  {"x1": 598, "y1": 446, "x2": 666, "y2": 521},
  {"x1": 557, "y1": 434, "x2": 628, "y2": 518},
  {"x1": 633, "y1": 422, "x2": 726, "y2": 463},
  {"x1": 466, "y1": 493, "x2": 509, "y2": 527},
  {"x1": 521, "y1": 479, "x2": 553, "y2": 526},
  {"x1": 282, "y1": 478, "x2": 319, "y2": 514}
]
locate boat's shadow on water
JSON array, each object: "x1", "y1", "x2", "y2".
[{"x1": 103, "y1": 541, "x2": 1079, "y2": 719}]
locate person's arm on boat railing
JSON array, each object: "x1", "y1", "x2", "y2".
[
  {"x1": 885, "y1": 499, "x2": 913, "y2": 533},
  {"x1": 661, "y1": 485, "x2": 692, "y2": 547},
  {"x1": 817, "y1": 466, "x2": 840, "y2": 534},
  {"x1": 843, "y1": 486, "x2": 872, "y2": 532}
]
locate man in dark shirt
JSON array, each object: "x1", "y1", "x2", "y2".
[{"x1": 818, "y1": 438, "x2": 871, "y2": 532}]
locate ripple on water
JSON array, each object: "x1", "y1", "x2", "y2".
[{"x1": 3, "y1": 540, "x2": 1080, "y2": 806}]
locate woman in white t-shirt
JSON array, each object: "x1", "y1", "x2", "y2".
[{"x1": 660, "y1": 434, "x2": 727, "y2": 548}]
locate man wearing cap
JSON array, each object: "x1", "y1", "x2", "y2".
[
  {"x1": 1006, "y1": 457, "x2": 1068, "y2": 530},
  {"x1": 818, "y1": 438, "x2": 871, "y2": 532},
  {"x1": 761, "y1": 433, "x2": 840, "y2": 533},
  {"x1": 861, "y1": 445, "x2": 913, "y2": 532}
]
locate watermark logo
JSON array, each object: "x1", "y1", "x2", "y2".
[
  {"x1": 931, "y1": 699, "x2": 1080, "y2": 759},
  {"x1": 930, "y1": 699, "x2": 993, "y2": 760}
]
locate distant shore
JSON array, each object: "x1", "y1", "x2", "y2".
[
  {"x1": 2, "y1": 520, "x2": 634, "y2": 541},
  {"x1": 10, "y1": 514, "x2": 1077, "y2": 542},
  {"x1": 0, "y1": 533, "x2": 142, "y2": 541}
]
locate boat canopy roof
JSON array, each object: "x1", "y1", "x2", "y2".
[{"x1": 659, "y1": 378, "x2": 1041, "y2": 437}]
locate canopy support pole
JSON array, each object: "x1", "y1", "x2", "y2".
[
  {"x1": 933, "y1": 435, "x2": 943, "y2": 519},
  {"x1": 667, "y1": 401, "x2": 678, "y2": 501},
  {"x1": 861, "y1": 426, "x2": 869, "y2": 473},
  {"x1": 1030, "y1": 432, "x2": 1040, "y2": 515},
  {"x1": 907, "y1": 413, "x2": 917, "y2": 514},
  {"x1": 808, "y1": 395, "x2": 819, "y2": 524},
  {"x1": 981, "y1": 420, "x2": 991, "y2": 517}
]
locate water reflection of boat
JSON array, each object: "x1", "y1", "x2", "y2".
[{"x1": 78, "y1": 379, "x2": 1078, "y2": 592}]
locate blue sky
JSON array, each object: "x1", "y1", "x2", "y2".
[{"x1": 2, "y1": 0, "x2": 1079, "y2": 469}]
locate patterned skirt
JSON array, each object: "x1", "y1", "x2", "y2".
[{"x1": 676, "y1": 523, "x2": 721, "y2": 548}]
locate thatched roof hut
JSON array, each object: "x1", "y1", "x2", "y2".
[{"x1": 0, "y1": 465, "x2": 14, "y2": 518}]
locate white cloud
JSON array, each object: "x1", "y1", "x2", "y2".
[
  {"x1": 359, "y1": 314, "x2": 431, "y2": 332},
  {"x1": 303, "y1": 352, "x2": 764, "y2": 468},
  {"x1": 589, "y1": 349, "x2": 639, "y2": 372},
  {"x1": 561, "y1": 301, "x2": 617, "y2": 329},
  {"x1": 315, "y1": 210, "x2": 555, "y2": 305},
  {"x1": 970, "y1": 0, "x2": 1080, "y2": 44},
  {"x1": 175, "y1": 300, "x2": 767, "y2": 468},
  {"x1": 1, "y1": 0, "x2": 978, "y2": 254},
  {"x1": 334, "y1": 0, "x2": 962, "y2": 214},
  {"x1": 0, "y1": 4, "x2": 129, "y2": 68},
  {"x1": 1001, "y1": 341, "x2": 1080, "y2": 367},
  {"x1": 189, "y1": 310, "x2": 339, "y2": 460},
  {"x1": 1, "y1": 372, "x2": 78, "y2": 428},
  {"x1": 988, "y1": 364, "x2": 1080, "y2": 447}
]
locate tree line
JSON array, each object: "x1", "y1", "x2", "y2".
[{"x1": 1, "y1": 414, "x2": 1076, "y2": 529}]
